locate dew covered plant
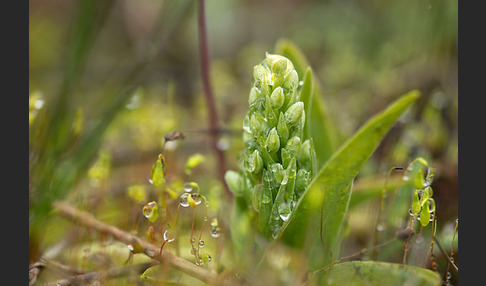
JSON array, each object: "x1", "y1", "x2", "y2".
[
  {"x1": 140, "y1": 153, "x2": 217, "y2": 267},
  {"x1": 225, "y1": 53, "x2": 316, "y2": 238},
  {"x1": 404, "y1": 157, "x2": 436, "y2": 227}
]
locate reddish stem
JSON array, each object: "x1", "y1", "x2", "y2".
[{"x1": 197, "y1": 0, "x2": 232, "y2": 199}]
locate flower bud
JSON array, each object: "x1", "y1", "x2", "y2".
[
  {"x1": 419, "y1": 199, "x2": 431, "y2": 227},
  {"x1": 266, "y1": 127, "x2": 280, "y2": 153},
  {"x1": 283, "y1": 69, "x2": 299, "y2": 91},
  {"x1": 150, "y1": 154, "x2": 165, "y2": 186},
  {"x1": 270, "y1": 87, "x2": 285, "y2": 110},
  {"x1": 285, "y1": 136, "x2": 302, "y2": 159},
  {"x1": 143, "y1": 201, "x2": 159, "y2": 222},
  {"x1": 250, "y1": 112, "x2": 269, "y2": 135},
  {"x1": 249, "y1": 87, "x2": 262, "y2": 109},
  {"x1": 285, "y1": 102, "x2": 304, "y2": 125},
  {"x1": 225, "y1": 170, "x2": 244, "y2": 196},
  {"x1": 412, "y1": 191, "x2": 421, "y2": 215},
  {"x1": 271, "y1": 58, "x2": 289, "y2": 76},
  {"x1": 253, "y1": 64, "x2": 270, "y2": 86},
  {"x1": 247, "y1": 149, "x2": 263, "y2": 174}
]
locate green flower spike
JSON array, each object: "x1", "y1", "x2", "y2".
[{"x1": 226, "y1": 53, "x2": 316, "y2": 239}]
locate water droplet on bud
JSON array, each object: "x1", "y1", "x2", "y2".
[
  {"x1": 210, "y1": 226, "x2": 221, "y2": 238},
  {"x1": 179, "y1": 193, "x2": 190, "y2": 207},
  {"x1": 163, "y1": 229, "x2": 176, "y2": 242}
]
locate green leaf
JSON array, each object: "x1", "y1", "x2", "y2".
[
  {"x1": 300, "y1": 68, "x2": 314, "y2": 141},
  {"x1": 274, "y1": 39, "x2": 339, "y2": 169},
  {"x1": 318, "y1": 261, "x2": 441, "y2": 286},
  {"x1": 277, "y1": 90, "x2": 420, "y2": 269}
]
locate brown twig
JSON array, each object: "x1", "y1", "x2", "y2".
[
  {"x1": 197, "y1": 0, "x2": 232, "y2": 199},
  {"x1": 53, "y1": 202, "x2": 234, "y2": 285}
]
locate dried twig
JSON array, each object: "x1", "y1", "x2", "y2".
[{"x1": 53, "y1": 202, "x2": 235, "y2": 285}]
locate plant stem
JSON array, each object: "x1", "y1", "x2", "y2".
[
  {"x1": 371, "y1": 167, "x2": 403, "y2": 260},
  {"x1": 53, "y1": 202, "x2": 234, "y2": 285},
  {"x1": 197, "y1": 0, "x2": 232, "y2": 199}
]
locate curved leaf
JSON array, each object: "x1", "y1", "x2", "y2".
[
  {"x1": 319, "y1": 261, "x2": 441, "y2": 286},
  {"x1": 278, "y1": 90, "x2": 420, "y2": 269}
]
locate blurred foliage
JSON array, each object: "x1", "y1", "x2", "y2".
[{"x1": 29, "y1": 0, "x2": 457, "y2": 285}]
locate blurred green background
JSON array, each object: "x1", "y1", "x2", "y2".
[{"x1": 29, "y1": 0, "x2": 457, "y2": 284}]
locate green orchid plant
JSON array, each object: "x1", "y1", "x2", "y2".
[{"x1": 225, "y1": 45, "x2": 442, "y2": 285}]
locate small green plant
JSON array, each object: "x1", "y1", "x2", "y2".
[
  {"x1": 225, "y1": 53, "x2": 316, "y2": 239},
  {"x1": 226, "y1": 50, "x2": 443, "y2": 285}
]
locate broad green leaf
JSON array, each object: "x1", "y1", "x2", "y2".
[
  {"x1": 275, "y1": 39, "x2": 339, "y2": 169},
  {"x1": 318, "y1": 261, "x2": 441, "y2": 286},
  {"x1": 277, "y1": 90, "x2": 420, "y2": 270}
]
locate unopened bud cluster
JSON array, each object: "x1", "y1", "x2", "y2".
[{"x1": 227, "y1": 53, "x2": 316, "y2": 238}]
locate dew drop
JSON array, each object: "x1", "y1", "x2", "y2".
[
  {"x1": 278, "y1": 200, "x2": 291, "y2": 221},
  {"x1": 198, "y1": 240, "x2": 205, "y2": 248},
  {"x1": 376, "y1": 223, "x2": 386, "y2": 232},
  {"x1": 163, "y1": 229, "x2": 176, "y2": 242},
  {"x1": 206, "y1": 254, "x2": 212, "y2": 262},
  {"x1": 127, "y1": 244, "x2": 134, "y2": 252},
  {"x1": 191, "y1": 193, "x2": 202, "y2": 206},
  {"x1": 184, "y1": 183, "x2": 193, "y2": 193},
  {"x1": 217, "y1": 138, "x2": 230, "y2": 151},
  {"x1": 210, "y1": 226, "x2": 221, "y2": 238},
  {"x1": 402, "y1": 175, "x2": 410, "y2": 181},
  {"x1": 191, "y1": 237, "x2": 196, "y2": 244},
  {"x1": 271, "y1": 225, "x2": 281, "y2": 239},
  {"x1": 143, "y1": 202, "x2": 157, "y2": 218},
  {"x1": 195, "y1": 255, "x2": 203, "y2": 266},
  {"x1": 179, "y1": 193, "x2": 190, "y2": 207},
  {"x1": 279, "y1": 213, "x2": 290, "y2": 221}
]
